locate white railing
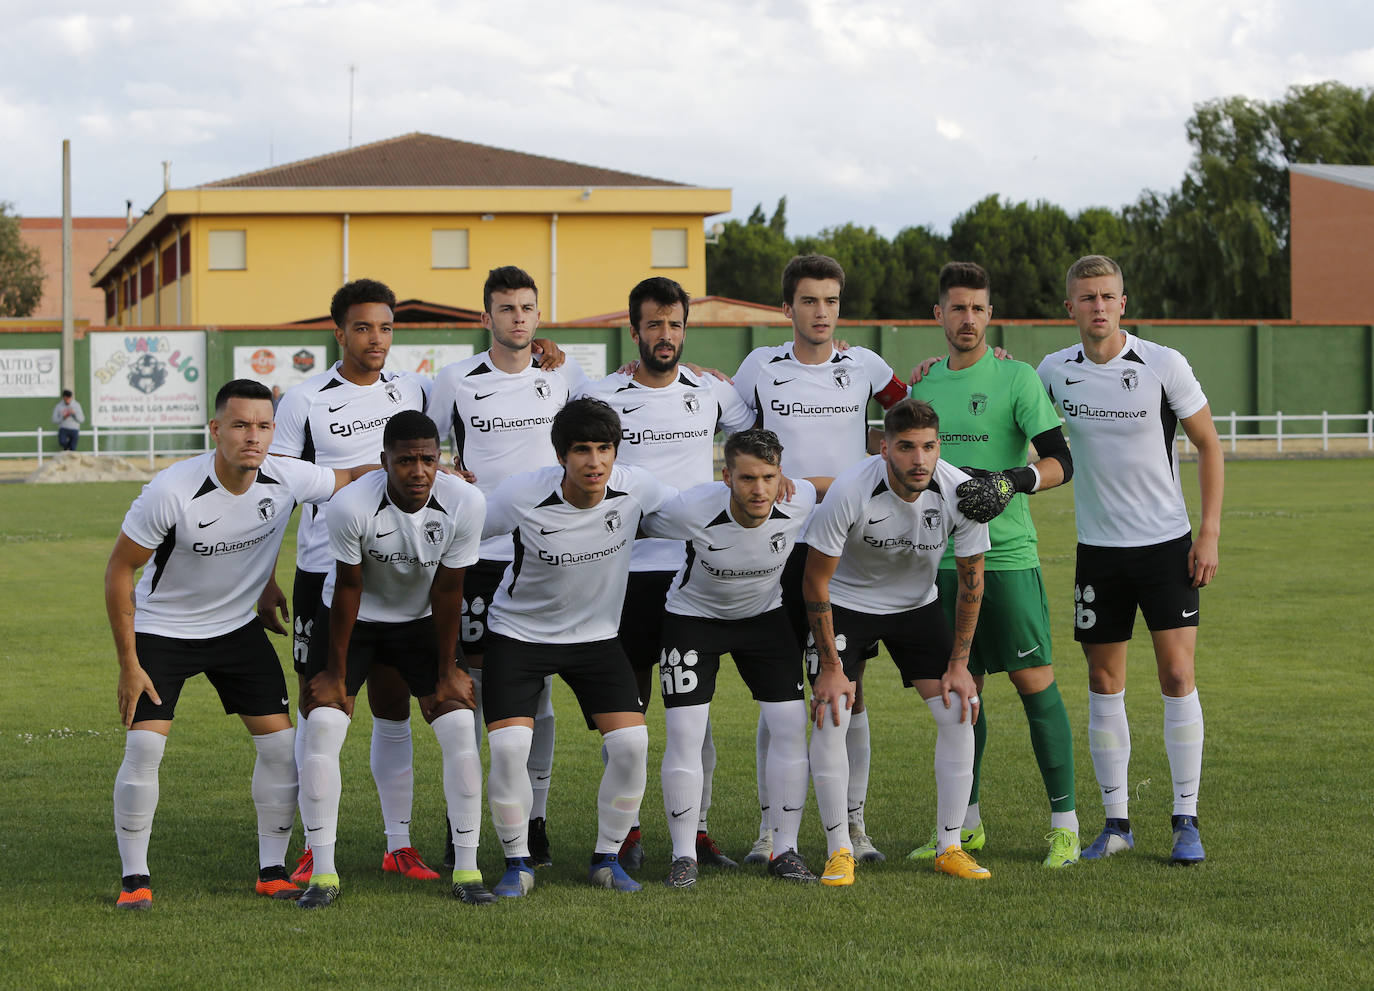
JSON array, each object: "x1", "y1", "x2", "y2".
[{"x1": 0, "y1": 424, "x2": 213, "y2": 468}]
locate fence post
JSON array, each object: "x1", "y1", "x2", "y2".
[
  {"x1": 148, "y1": 424, "x2": 156, "y2": 470},
  {"x1": 1322, "y1": 411, "x2": 1329, "y2": 451},
  {"x1": 1276, "y1": 410, "x2": 1283, "y2": 453},
  {"x1": 1229, "y1": 411, "x2": 1237, "y2": 452},
  {"x1": 36, "y1": 428, "x2": 44, "y2": 467}
]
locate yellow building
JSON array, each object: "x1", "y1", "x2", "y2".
[{"x1": 91, "y1": 133, "x2": 731, "y2": 325}]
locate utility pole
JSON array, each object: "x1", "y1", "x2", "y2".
[
  {"x1": 348, "y1": 64, "x2": 357, "y2": 147},
  {"x1": 61, "y1": 139, "x2": 74, "y2": 395}
]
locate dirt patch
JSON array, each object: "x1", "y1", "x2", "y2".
[{"x1": 25, "y1": 452, "x2": 156, "y2": 484}]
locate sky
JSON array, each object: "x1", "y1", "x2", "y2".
[{"x1": 4, "y1": 0, "x2": 1373, "y2": 239}]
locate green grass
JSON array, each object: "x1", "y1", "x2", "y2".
[{"x1": 1, "y1": 460, "x2": 1372, "y2": 989}]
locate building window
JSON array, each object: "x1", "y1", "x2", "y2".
[
  {"x1": 161, "y1": 242, "x2": 177, "y2": 285},
  {"x1": 651, "y1": 228, "x2": 688, "y2": 268},
  {"x1": 208, "y1": 230, "x2": 247, "y2": 270},
  {"x1": 141, "y1": 260, "x2": 155, "y2": 297},
  {"x1": 105, "y1": 288, "x2": 116, "y2": 320},
  {"x1": 431, "y1": 229, "x2": 470, "y2": 269},
  {"x1": 179, "y1": 230, "x2": 190, "y2": 273}
]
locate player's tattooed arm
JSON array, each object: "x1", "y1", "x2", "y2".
[
  {"x1": 942, "y1": 552, "x2": 985, "y2": 724},
  {"x1": 105, "y1": 533, "x2": 162, "y2": 727}
]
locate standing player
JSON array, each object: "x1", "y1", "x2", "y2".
[
  {"x1": 479, "y1": 399, "x2": 670, "y2": 896},
  {"x1": 804, "y1": 399, "x2": 991, "y2": 884},
  {"x1": 428, "y1": 265, "x2": 587, "y2": 869},
  {"x1": 295, "y1": 412, "x2": 491, "y2": 908},
  {"x1": 908, "y1": 262, "x2": 1080, "y2": 867},
  {"x1": 732, "y1": 253, "x2": 909, "y2": 864},
  {"x1": 639, "y1": 429, "x2": 816, "y2": 887},
  {"x1": 577, "y1": 276, "x2": 754, "y2": 870},
  {"x1": 1037, "y1": 255, "x2": 1222, "y2": 864},
  {"x1": 264, "y1": 279, "x2": 436, "y2": 884},
  {"x1": 105, "y1": 379, "x2": 367, "y2": 908}
]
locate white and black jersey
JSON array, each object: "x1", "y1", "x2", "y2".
[
  {"x1": 481, "y1": 464, "x2": 673, "y2": 644},
  {"x1": 429, "y1": 351, "x2": 588, "y2": 561},
  {"x1": 733, "y1": 343, "x2": 898, "y2": 478},
  {"x1": 270, "y1": 362, "x2": 430, "y2": 573},
  {"x1": 1036, "y1": 334, "x2": 1208, "y2": 548},
  {"x1": 120, "y1": 453, "x2": 337, "y2": 639},
  {"x1": 641, "y1": 480, "x2": 816, "y2": 620},
  {"x1": 323, "y1": 471, "x2": 485, "y2": 624},
  {"x1": 578, "y1": 367, "x2": 754, "y2": 572},
  {"x1": 806, "y1": 455, "x2": 990, "y2": 615}
]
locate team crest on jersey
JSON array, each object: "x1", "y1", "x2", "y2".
[
  {"x1": 534, "y1": 378, "x2": 552, "y2": 400},
  {"x1": 423, "y1": 520, "x2": 444, "y2": 545},
  {"x1": 832, "y1": 368, "x2": 851, "y2": 389},
  {"x1": 921, "y1": 508, "x2": 941, "y2": 531},
  {"x1": 385, "y1": 382, "x2": 402, "y2": 404},
  {"x1": 292, "y1": 349, "x2": 316, "y2": 373},
  {"x1": 603, "y1": 509, "x2": 622, "y2": 533},
  {"x1": 257, "y1": 498, "x2": 277, "y2": 522},
  {"x1": 968, "y1": 392, "x2": 988, "y2": 416},
  {"x1": 1120, "y1": 369, "x2": 1138, "y2": 392},
  {"x1": 769, "y1": 531, "x2": 787, "y2": 554},
  {"x1": 683, "y1": 392, "x2": 701, "y2": 414}
]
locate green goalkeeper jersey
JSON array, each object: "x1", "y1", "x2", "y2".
[{"x1": 911, "y1": 348, "x2": 1062, "y2": 571}]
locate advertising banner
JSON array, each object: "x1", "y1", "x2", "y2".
[
  {"x1": 387, "y1": 344, "x2": 474, "y2": 377},
  {"x1": 0, "y1": 349, "x2": 61, "y2": 398},
  {"x1": 232, "y1": 345, "x2": 329, "y2": 391},
  {"x1": 563, "y1": 343, "x2": 608, "y2": 380},
  {"x1": 89, "y1": 331, "x2": 207, "y2": 426}
]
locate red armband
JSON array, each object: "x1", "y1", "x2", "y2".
[{"x1": 874, "y1": 375, "x2": 909, "y2": 410}]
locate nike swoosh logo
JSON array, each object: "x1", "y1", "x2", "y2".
[
  {"x1": 826, "y1": 822, "x2": 842, "y2": 832},
  {"x1": 276, "y1": 825, "x2": 291, "y2": 831},
  {"x1": 772, "y1": 378, "x2": 795, "y2": 386},
  {"x1": 621, "y1": 406, "x2": 644, "y2": 415},
  {"x1": 782, "y1": 804, "x2": 802, "y2": 812},
  {"x1": 400, "y1": 820, "x2": 411, "y2": 826},
  {"x1": 1104, "y1": 786, "x2": 1120, "y2": 794},
  {"x1": 1182, "y1": 610, "x2": 1198, "y2": 618},
  {"x1": 1017, "y1": 645, "x2": 1041, "y2": 658},
  {"x1": 457, "y1": 827, "x2": 475, "y2": 834},
  {"x1": 198, "y1": 519, "x2": 221, "y2": 528},
  {"x1": 847, "y1": 807, "x2": 863, "y2": 815},
  {"x1": 1051, "y1": 794, "x2": 1069, "y2": 802},
  {"x1": 867, "y1": 516, "x2": 889, "y2": 525},
  {"x1": 536, "y1": 774, "x2": 550, "y2": 782},
  {"x1": 376, "y1": 529, "x2": 397, "y2": 538},
  {"x1": 1065, "y1": 378, "x2": 1084, "y2": 385},
  {"x1": 540, "y1": 527, "x2": 564, "y2": 535},
  {"x1": 1181, "y1": 792, "x2": 1196, "y2": 799},
  {"x1": 474, "y1": 392, "x2": 497, "y2": 401},
  {"x1": 280, "y1": 698, "x2": 289, "y2": 706},
  {"x1": 670, "y1": 808, "x2": 691, "y2": 819},
  {"x1": 706, "y1": 544, "x2": 732, "y2": 551},
  {"x1": 307, "y1": 825, "x2": 322, "y2": 832},
  {"x1": 796, "y1": 682, "x2": 804, "y2": 692},
  {"x1": 328, "y1": 402, "x2": 350, "y2": 412}
]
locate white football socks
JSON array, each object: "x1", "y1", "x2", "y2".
[
  {"x1": 698, "y1": 717, "x2": 716, "y2": 835},
  {"x1": 487, "y1": 724, "x2": 533, "y2": 858},
  {"x1": 808, "y1": 702, "x2": 852, "y2": 855},
  {"x1": 754, "y1": 713, "x2": 771, "y2": 840},
  {"x1": 528, "y1": 677, "x2": 556, "y2": 821},
  {"x1": 370, "y1": 716, "x2": 414, "y2": 852},
  {"x1": 250, "y1": 727, "x2": 297, "y2": 869},
  {"x1": 759, "y1": 700, "x2": 809, "y2": 857},
  {"x1": 597, "y1": 725, "x2": 648, "y2": 855},
  {"x1": 662, "y1": 704, "x2": 710, "y2": 860},
  {"x1": 1163, "y1": 689, "x2": 1204, "y2": 817},
  {"x1": 113, "y1": 729, "x2": 166, "y2": 878},
  {"x1": 927, "y1": 694, "x2": 975, "y2": 853},
  {"x1": 468, "y1": 667, "x2": 485, "y2": 754},
  {"x1": 431, "y1": 708, "x2": 482, "y2": 872},
  {"x1": 300, "y1": 706, "x2": 350, "y2": 877},
  {"x1": 846, "y1": 708, "x2": 871, "y2": 832},
  {"x1": 1088, "y1": 689, "x2": 1131, "y2": 820}
]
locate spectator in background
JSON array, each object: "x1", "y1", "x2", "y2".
[{"x1": 52, "y1": 389, "x2": 84, "y2": 451}]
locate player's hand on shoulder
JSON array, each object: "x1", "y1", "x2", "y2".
[
  {"x1": 909, "y1": 355, "x2": 945, "y2": 385},
  {"x1": 777, "y1": 474, "x2": 796, "y2": 503},
  {"x1": 616, "y1": 359, "x2": 640, "y2": 376},
  {"x1": 992, "y1": 345, "x2": 1014, "y2": 361},
  {"x1": 532, "y1": 338, "x2": 566, "y2": 370},
  {"x1": 683, "y1": 361, "x2": 732, "y2": 384},
  {"x1": 257, "y1": 581, "x2": 290, "y2": 635},
  {"x1": 117, "y1": 663, "x2": 160, "y2": 729}
]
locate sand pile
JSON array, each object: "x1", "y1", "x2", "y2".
[{"x1": 27, "y1": 452, "x2": 154, "y2": 484}]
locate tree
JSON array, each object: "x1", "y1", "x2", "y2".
[
  {"x1": 891, "y1": 224, "x2": 949, "y2": 317},
  {"x1": 0, "y1": 203, "x2": 44, "y2": 318},
  {"x1": 800, "y1": 223, "x2": 908, "y2": 319},
  {"x1": 948, "y1": 195, "x2": 1080, "y2": 318},
  {"x1": 705, "y1": 198, "x2": 795, "y2": 305}
]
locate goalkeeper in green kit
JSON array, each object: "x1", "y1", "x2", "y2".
[{"x1": 908, "y1": 261, "x2": 1080, "y2": 867}]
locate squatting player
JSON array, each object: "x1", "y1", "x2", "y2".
[
  {"x1": 908, "y1": 261, "x2": 1080, "y2": 867},
  {"x1": 479, "y1": 398, "x2": 671, "y2": 896},
  {"x1": 577, "y1": 276, "x2": 754, "y2": 871},
  {"x1": 294, "y1": 412, "x2": 490, "y2": 908},
  {"x1": 639, "y1": 428, "x2": 816, "y2": 888},
  {"x1": 428, "y1": 265, "x2": 585, "y2": 869},
  {"x1": 804, "y1": 399, "x2": 991, "y2": 884},
  {"x1": 263, "y1": 278, "x2": 436, "y2": 883},
  {"x1": 732, "y1": 253, "x2": 909, "y2": 864},
  {"x1": 106, "y1": 379, "x2": 369, "y2": 908},
  {"x1": 1037, "y1": 254, "x2": 1223, "y2": 864}
]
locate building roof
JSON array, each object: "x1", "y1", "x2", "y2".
[
  {"x1": 1289, "y1": 164, "x2": 1374, "y2": 193},
  {"x1": 203, "y1": 132, "x2": 686, "y2": 189}
]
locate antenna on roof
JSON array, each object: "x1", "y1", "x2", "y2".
[{"x1": 348, "y1": 64, "x2": 357, "y2": 148}]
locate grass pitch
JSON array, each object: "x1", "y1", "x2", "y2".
[{"x1": 1, "y1": 460, "x2": 1371, "y2": 989}]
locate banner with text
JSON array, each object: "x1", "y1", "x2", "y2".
[
  {"x1": 90, "y1": 332, "x2": 207, "y2": 427},
  {"x1": 232, "y1": 345, "x2": 329, "y2": 391},
  {"x1": 386, "y1": 344, "x2": 475, "y2": 378},
  {"x1": 0, "y1": 349, "x2": 61, "y2": 398}
]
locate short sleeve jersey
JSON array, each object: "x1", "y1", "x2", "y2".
[
  {"x1": 1036, "y1": 334, "x2": 1207, "y2": 548},
  {"x1": 732, "y1": 343, "x2": 898, "y2": 478},
  {"x1": 429, "y1": 351, "x2": 588, "y2": 562},
  {"x1": 577, "y1": 367, "x2": 754, "y2": 572},
  {"x1": 270, "y1": 362, "x2": 430, "y2": 573},
  {"x1": 912, "y1": 350, "x2": 1063, "y2": 570},
  {"x1": 481, "y1": 464, "x2": 672, "y2": 644},
  {"x1": 323, "y1": 470, "x2": 485, "y2": 623},
  {"x1": 120, "y1": 453, "x2": 337, "y2": 639},
  {"x1": 805, "y1": 455, "x2": 990, "y2": 614},
  {"x1": 641, "y1": 479, "x2": 816, "y2": 620}
]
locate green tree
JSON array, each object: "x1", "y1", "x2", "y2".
[
  {"x1": 800, "y1": 223, "x2": 908, "y2": 319},
  {"x1": 948, "y1": 195, "x2": 1079, "y2": 318},
  {"x1": 0, "y1": 203, "x2": 44, "y2": 318},
  {"x1": 705, "y1": 198, "x2": 794, "y2": 304},
  {"x1": 891, "y1": 224, "x2": 949, "y2": 317}
]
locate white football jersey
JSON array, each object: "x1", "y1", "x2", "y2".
[
  {"x1": 1036, "y1": 334, "x2": 1207, "y2": 547},
  {"x1": 641, "y1": 479, "x2": 816, "y2": 620},
  {"x1": 121, "y1": 453, "x2": 337, "y2": 639},
  {"x1": 429, "y1": 350, "x2": 588, "y2": 561},
  {"x1": 805, "y1": 455, "x2": 989, "y2": 614},
  {"x1": 323, "y1": 470, "x2": 485, "y2": 624},
  {"x1": 733, "y1": 343, "x2": 897, "y2": 478},
  {"x1": 577, "y1": 367, "x2": 754, "y2": 572},
  {"x1": 481, "y1": 463, "x2": 673, "y2": 644},
  {"x1": 270, "y1": 362, "x2": 430, "y2": 573}
]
